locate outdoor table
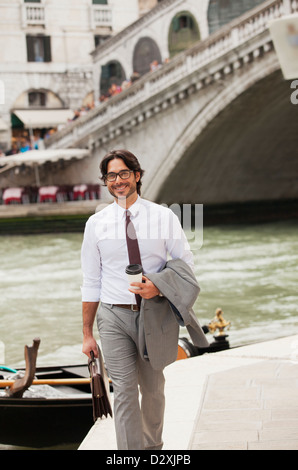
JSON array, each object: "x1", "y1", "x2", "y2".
[
  {"x1": 38, "y1": 186, "x2": 67, "y2": 203},
  {"x1": 3, "y1": 187, "x2": 25, "y2": 204},
  {"x1": 73, "y1": 184, "x2": 88, "y2": 200}
]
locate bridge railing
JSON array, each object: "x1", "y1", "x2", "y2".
[
  {"x1": 155, "y1": 0, "x2": 284, "y2": 85},
  {"x1": 46, "y1": 0, "x2": 287, "y2": 149}
]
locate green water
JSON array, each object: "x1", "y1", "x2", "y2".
[{"x1": 0, "y1": 220, "x2": 297, "y2": 367}]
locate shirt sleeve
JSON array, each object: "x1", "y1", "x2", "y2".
[
  {"x1": 165, "y1": 209, "x2": 194, "y2": 271},
  {"x1": 81, "y1": 217, "x2": 102, "y2": 302}
]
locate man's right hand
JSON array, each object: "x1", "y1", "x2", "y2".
[{"x1": 82, "y1": 336, "x2": 99, "y2": 359}]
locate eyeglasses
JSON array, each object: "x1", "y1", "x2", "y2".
[{"x1": 105, "y1": 170, "x2": 134, "y2": 182}]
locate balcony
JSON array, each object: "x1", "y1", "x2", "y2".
[
  {"x1": 22, "y1": 3, "x2": 46, "y2": 28},
  {"x1": 90, "y1": 5, "x2": 112, "y2": 29}
]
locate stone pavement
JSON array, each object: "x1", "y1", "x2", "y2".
[
  {"x1": 189, "y1": 358, "x2": 298, "y2": 450},
  {"x1": 79, "y1": 334, "x2": 298, "y2": 451}
]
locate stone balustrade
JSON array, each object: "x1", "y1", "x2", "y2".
[
  {"x1": 22, "y1": 3, "x2": 46, "y2": 27},
  {"x1": 90, "y1": 5, "x2": 113, "y2": 29}
]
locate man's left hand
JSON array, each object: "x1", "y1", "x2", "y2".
[{"x1": 129, "y1": 275, "x2": 160, "y2": 299}]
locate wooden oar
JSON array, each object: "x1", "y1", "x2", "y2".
[
  {"x1": 0, "y1": 377, "x2": 92, "y2": 388},
  {"x1": 0, "y1": 377, "x2": 113, "y2": 389}
]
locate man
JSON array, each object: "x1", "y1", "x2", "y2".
[{"x1": 81, "y1": 149, "x2": 196, "y2": 450}]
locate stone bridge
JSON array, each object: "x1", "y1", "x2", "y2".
[{"x1": 46, "y1": 0, "x2": 298, "y2": 206}]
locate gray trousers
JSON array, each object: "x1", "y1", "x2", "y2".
[{"x1": 97, "y1": 303, "x2": 165, "y2": 450}]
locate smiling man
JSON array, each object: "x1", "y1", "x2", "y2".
[
  {"x1": 104, "y1": 156, "x2": 140, "y2": 204},
  {"x1": 81, "y1": 149, "x2": 196, "y2": 450}
]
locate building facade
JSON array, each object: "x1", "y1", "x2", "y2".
[
  {"x1": 0, "y1": 0, "x2": 265, "y2": 153},
  {"x1": 0, "y1": 0, "x2": 161, "y2": 152}
]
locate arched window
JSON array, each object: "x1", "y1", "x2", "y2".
[
  {"x1": 208, "y1": 0, "x2": 265, "y2": 34},
  {"x1": 100, "y1": 60, "x2": 126, "y2": 96},
  {"x1": 168, "y1": 11, "x2": 200, "y2": 58},
  {"x1": 133, "y1": 37, "x2": 162, "y2": 76}
]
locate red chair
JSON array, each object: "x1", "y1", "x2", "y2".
[
  {"x1": 73, "y1": 184, "x2": 88, "y2": 200},
  {"x1": 88, "y1": 184, "x2": 100, "y2": 200},
  {"x1": 39, "y1": 186, "x2": 59, "y2": 203},
  {"x1": 3, "y1": 187, "x2": 28, "y2": 205}
]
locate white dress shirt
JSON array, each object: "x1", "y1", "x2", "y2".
[{"x1": 81, "y1": 196, "x2": 194, "y2": 303}]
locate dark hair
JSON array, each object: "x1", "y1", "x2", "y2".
[{"x1": 100, "y1": 149, "x2": 145, "y2": 195}]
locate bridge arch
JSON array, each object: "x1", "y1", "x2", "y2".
[
  {"x1": 168, "y1": 10, "x2": 201, "y2": 57},
  {"x1": 155, "y1": 69, "x2": 298, "y2": 205},
  {"x1": 133, "y1": 37, "x2": 162, "y2": 76},
  {"x1": 207, "y1": 0, "x2": 266, "y2": 34}
]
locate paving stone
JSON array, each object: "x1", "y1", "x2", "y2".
[
  {"x1": 192, "y1": 430, "x2": 258, "y2": 445},
  {"x1": 272, "y1": 408, "x2": 298, "y2": 420},
  {"x1": 248, "y1": 440, "x2": 298, "y2": 450},
  {"x1": 189, "y1": 351, "x2": 298, "y2": 451},
  {"x1": 198, "y1": 409, "x2": 271, "y2": 423},
  {"x1": 193, "y1": 442, "x2": 248, "y2": 450},
  {"x1": 262, "y1": 419, "x2": 298, "y2": 429},
  {"x1": 259, "y1": 428, "x2": 298, "y2": 442},
  {"x1": 196, "y1": 419, "x2": 262, "y2": 431}
]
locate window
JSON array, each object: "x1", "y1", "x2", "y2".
[
  {"x1": 94, "y1": 35, "x2": 110, "y2": 48},
  {"x1": 26, "y1": 35, "x2": 52, "y2": 62},
  {"x1": 100, "y1": 61, "x2": 126, "y2": 96},
  {"x1": 24, "y1": 0, "x2": 41, "y2": 2},
  {"x1": 133, "y1": 37, "x2": 162, "y2": 76},
  {"x1": 28, "y1": 91, "x2": 46, "y2": 107},
  {"x1": 208, "y1": 0, "x2": 265, "y2": 34},
  {"x1": 92, "y1": 0, "x2": 108, "y2": 4},
  {"x1": 168, "y1": 11, "x2": 200, "y2": 57}
]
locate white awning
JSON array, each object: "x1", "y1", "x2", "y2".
[
  {"x1": 0, "y1": 149, "x2": 90, "y2": 183},
  {"x1": 1, "y1": 148, "x2": 89, "y2": 167},
  {"x1": 13, "y1": 109, "x2": 74, "y2": 129},
  {"x1": 0, "y1": 148, "x2": 90, "y2": 186}
]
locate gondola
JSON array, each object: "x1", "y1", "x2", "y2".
[
  {"x1": 0, "y1": 341, "x2": 228, "y2": 448},
  {"x1": 0, "y1": 310, "x2": 230, "y2": 448},
  {"x1": 0, "y1": 363, "x2": 94, "y2": 448}
]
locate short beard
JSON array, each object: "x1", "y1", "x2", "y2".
[{"x1": 107, "y1": 181, "x2": 137, "y2": 201}]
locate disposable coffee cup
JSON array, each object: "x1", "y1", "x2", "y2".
[{"x1": 126, "y1": 264, "x2": 143, "y2": 289}]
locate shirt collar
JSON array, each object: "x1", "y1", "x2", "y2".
[{"x1": 113, "y1": 196, "x2": 141, "y2": 220}]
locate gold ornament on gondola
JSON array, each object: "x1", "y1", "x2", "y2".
[{"x1": 208, "y1": 308, "x2": 231, "y2": 336}]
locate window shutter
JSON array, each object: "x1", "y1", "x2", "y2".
[
  {"x1": 44, "y1": 36, "x2": 52, "y2": 62},
  {"x1": 26, "y1": 36, "x2": 35, "y2": 62}
]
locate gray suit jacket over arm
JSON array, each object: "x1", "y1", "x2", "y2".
[{"x1": 140, "y1": 258, "x2": 209, "y2": 370}]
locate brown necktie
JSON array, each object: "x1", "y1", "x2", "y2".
[{"x1": 125, "y1": 210, "x2": 142, "y2": 308}]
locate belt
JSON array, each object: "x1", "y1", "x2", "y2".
[{"x1": 113, "y1": 304, "x2": 140, "y2": 312}]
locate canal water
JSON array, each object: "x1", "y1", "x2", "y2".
[
  {"x1": 1, "y1": 219, "x2": 298, "y2": 367},
  {"x1": 0, "y1": 219, "x2": 298, "y2": 449}
]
